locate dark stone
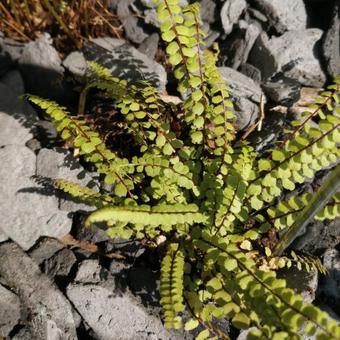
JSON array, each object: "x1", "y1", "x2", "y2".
[
  {"x1": 239, "y1": 63, "x2": 262, "y2": 83},
  {"x1": 138, "y1": 33, "x2": 159, "y2": 60},
  {"x1": 262, "y1": 75, "x2": 301, "y2": 106},
  {"x1": 43, "y1": 248, "x2": 77, "y2": 278},
  {"x1": 200, "y1": 0, "x2": 217, "y2": 24},
  {"x1": 322, "y1": 3, "x2": 340, "y2": 79},
  {"x1": 28, "y1": 237, "x2": 65, "y2": 264}
]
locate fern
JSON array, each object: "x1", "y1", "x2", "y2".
[{"x1": 27, "y1": 0, "x2": 340, "y2": 338}]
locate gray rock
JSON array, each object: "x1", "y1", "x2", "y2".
[
  {"x1": 290, "y1": 219, "x2": 339, "y2": 254},
  {"x1": 117, "y1": 0, "x2": 148, "y2": 44},
  {"x1": 204, "y1": 30, "x2": 220, "y2": 49},
  {"x1": 219, "y1": 67, "x2": 264, "y2": 130},
  {"x1": 140, "y1": 0, "x2": 187, "y2": 8},
  {"x1": 278, "y1": 266, "x2": 318, "y2": 303},
  {"x1": 63, "y1": 51, "x2": 87, "y2": 77},
  {"x1": 200, "y1": 0, "x2": 217, "y2": 24},
  {"x1": 0, "y1": 69, "x2": 25, "y2": 96},
  {"x1": 0, "y1": 145, "x2": 71, "y2": 250},
  {"x1": 36, "y1": 148, "x2": 98, "y2": 212},
  {"x1": 18, "y1": 33, "x2": 74, "y2": 104},
  {"x1": 249, "y1": 30, "x2": 326, "y2": 87},
  {"x1": 240, "y1": 63, "x2": 262, "y2": 83},
  {"x1": 74, "y1": 259, "x2": 103, "y2": 283},
  {"x1": 144, "y1": 9, "x2": 160, "y2": 27},
  {"x1": 322, "y1": 4, "x2": 340, "y2": 79},
  {"x1": 0, "y1": 242, "x2": 77, "y2": 339},
  {"x1": 220, "y1": 0, "x2": 247, "y2": 35},
  {"x1": 29, "y1": 237, "x2": 65, "y2": 264},
  {"x1": 253, "y1": 0, "x2": 307, "y2": 33},
  {"x1": 263, "y1": 75, "x2": 301, "y2": 106},
  {"x1": 34, "y1": 120, "x2": 58, "y2": 148},
  {"x1": 0, "y1": 284, "x2": 21, "y2": 337},
  {"x1": 319, "y1": 248, "x2": 340, "y2": 314},
  {"x1": 11, "y1": 327, "x2": 32, "y2": 340},
  {"x1": 138, "y1": 33, "x2": 159, "y2": 60},
  {"x1": 0, "y1": 83, "x2": 37, "y2": 147},
  {"x1": 43, "y1": 248, "x2": 77, "y2": 278},
  {"x1": 67, "y1": 283, "x2": 173, "y2": 340},
  {"x1": 83, "y1": 38, "x2": 167, "y2": 91},
  {"x1": 0, "y1": 229, "x2": 8, "y2": 243},
  {"x1": 0, "y1": 33, "x2": 25, "y2": 62}
]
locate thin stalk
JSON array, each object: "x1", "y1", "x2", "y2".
[
  {"x1": 272, "y1": 163, "x2": 340, "y2": 256},
  {"x1": 8, "y1": 0, "x2": 22, "y2": 28}
]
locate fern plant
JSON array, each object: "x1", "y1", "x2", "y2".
[{"x1": 28, "y1": 0, "x2": 340, "y2": 338}]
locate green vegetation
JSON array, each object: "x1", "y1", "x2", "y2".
[{"x1": 28, "y1": 0, "x2": 340, "y2": 338}]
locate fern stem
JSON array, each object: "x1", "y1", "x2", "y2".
[{"x1": 272, "y1": 163, "x2": 340, "y2": 256}]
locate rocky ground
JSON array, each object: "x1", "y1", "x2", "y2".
[{"x1": 0, "y1": 0, "x2": 339, "y2": 339}]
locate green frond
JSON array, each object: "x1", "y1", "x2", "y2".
[
  {"x1": 54, "y1": 178, "x2": 116, "y2": 207},
  {"x1": 85, "y1": 203, "x2": 207, "y2": 228},
  {"x1": 160, "y1": 243, "x2": 185, "y2": 329}
]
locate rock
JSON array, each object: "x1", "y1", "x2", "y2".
[
  {"x1": 263, "y1": 74, "x2": 301, "y2": 106},
  {"x1": 34, "y1": 120, "x2": 58, "y2": 149},
  {"x1": 67, "y1": 283, "x2": 174, "y2": 340},
  {"x1": 0, "y1": 230, "x2": 8, "y2": 243},
  {"x1": 0, "y1": 242, "x2": 77, "y2": 339},
  {"x1": 239, "y1": 63, "x2": 262, "y2": 83},
  {"x1": 117, "y1": 0, "x2": 148, "y2": 44},
  {"x1": 322, "y1": 4, "x2": 340, "y2": 79},
  {"x1": 36, "y1": 147, "x2": 98, "y2": 212},
  {"x1": 0, "y1": 33, "x2": 25, "y2": 62},
  {"x1": 29, "y1": 237, "x2": 65, "y2": 264},
  {"x1": 219, "y1": 67, "x2": 264, "y2": 130},
  {"x1": 144, "y1": 9, "x2": 160, "y2": 28},
  {"x1": 0, "y1": 284, "x2": 21, "y2": 337},
  {"x1": 0, "y1": 48, "x2": 13, "y2": 77},
  {"x1": 248, "y1": 109, "x2": 285, "y2": 152},
  {"x1": 0, "y1": 69, "x2": 25, "y2": 96},
  {"x1": 63, "y1": 51, "x2": 87, "y2": 77},
  {"x1": 278, "y1": 267, "x2": 318, "y2": 303},
  {"x1": 0, "y1": 83, "x2": 37, "y2": 147},
  {"x1": 220, "y1": 0, "x2": 247, "y2": 35},
  {"x1": 249, "y1": 30, "x2": 326, "y2": 87},
  {"x1": 200, "y1": 0, "x2": 217, "y2": 24},
  {"x1": 290, "y1": 219, "x2": 339, "y2": 254},
  {"x1": 139, "y1": 0, "x2": 187, "y2": 8},
  {"x1": 253, "y1": 0, "x2": 307, "y2": 33},
  {"x1": 74, "y1": 259, "x2": 104, "y2": 283},
  {"x1": 204, "y1": 30, "x2": 220, "y2": 49},
  {"x1": 83, "y1": 38, "x2": 167, "y2": 91},
  {"x1": 18, "y1": 33, "x2": 75, "y2": 104},
  {"x1": 0, "y1": 145, "x2": 71, "y2": 250},
  {"x1": 11, "y1": 327, "x2": 32, "y2": 340},
  {"x1": 43, "y1": 248, "x2": 77, "y2": 278},
  {"x1": 223, "y1": 21, "x2": 262, "y2": 69},
  {"x1": 319, "y1": 248, "x2": 340, "y2": 316},
  {"x1": 138, "y1": 33, "x2": 159, "y2": 60}
]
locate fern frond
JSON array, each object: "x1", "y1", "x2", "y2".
[
  {"x1": 160, "y1": 243, "x2": 185, "y2": 329},
  {"x1": 54, "y1": 179, "x2": 116, "y2": 207},
  {"x1": 27, "y1": 96, "x2": 135, "y2": 197},
  {"x1": 248, "y1": 80, "x2": 340, "y2": 210},
  {"x1": 85, "y1": 203, "x2": 208, "y2": 228}
]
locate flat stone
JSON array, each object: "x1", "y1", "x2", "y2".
[
  {"x1": 67, "y1": 283, "x2": 174, "y2": 340},
  {"x1": 240, "y1": 63, "x2": 262, "y2": 83},
  {"x1": 0, "y1": 34, "x2": 25, "y2": 62},
  {"x1": 0, "y1": 69, "x2": 25, "y2": 96},
  {"x1": 36, "y1": 147, "x2": 98, "y2": 212},
  {"x1": 18, "y1": 33, "x2": 75, "y2": 104},
  {"x1": 138, "y1": 33, "x2": 159, "y2": 60},
  {"x1": 0, "y1": 83, "x2": 37, "y2": 147},
  {"x1": 74, "y1": 259, "x2": 103, "y2": 283},
  {"x1": 63, "y1": 51, "x2": 87, "y2": 77},
  {"x1": 263, "y1": 75, "x2": 301, "y2": 106},
  {"x1": 322, "y1": 3, "x2": 340, "y2": 79},
  {"x1": 0, "y1": 242, "x2": 77, "y2": 339},
  {"x1": 83, "y1": 38, "x2": 167, "y2": 91},
  {"x1": 253, "y1": 0, "x2": 307, "y2": 33},
  {"x1": 43, "y1": 248, "x2": 77, "y2": 278},
  {"x1": 219, "y1": 67, "x2": 264, "y2": 130},
  {"x1": 0, "y1": 145, "x2": 71, "y2": 250},
  {"x1": 29, "y1": 237, "x2": 65, "y2": 264},
  {"x1": 249, "y1": 30, "x2": 326, "y2": 87},
  {"x1": 220, "y1": 0, "x2": 247, "y2": 35},
  {"x1": 319, "y1": 248, "x2": 340, "y2": 315},
  {"x1": 0, "y1": 284, "x2": 21, "y2": 337},
  {"x1": 278, "y1": 267, "x2": 318, "y2": 303},
  {"x1": 200, "y1": 0, "x2": 217, "y2": 24}
]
